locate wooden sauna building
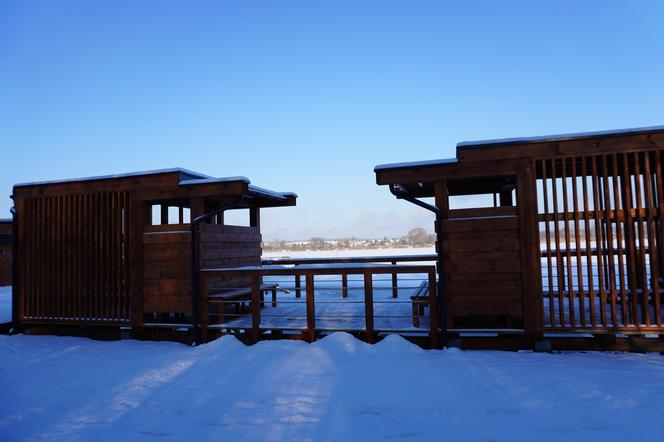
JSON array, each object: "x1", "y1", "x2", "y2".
[
  {"x1": 11, "y1": 168, "x2": 296, "y2": 336},
  {"x1": 376, "y1": 126, "x2": 664, "y2": 347},
  {"x1": 0, "y1": 219, "x2": 12, "y2": 286}
]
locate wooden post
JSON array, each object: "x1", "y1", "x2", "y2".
[
  {"x1": 251, "y1": 274, "x2": 261, "y2": 342},
  {"x1": 517, "y1": 160, "x2": 542, "y2": 344},
  {"x1": 305, "y1": 274, "x2": 315, "y2": 342},
  {"x1": 364, "y1": 272, "x2": 374, "y2": 341},
  {"x1": 250, "y1": 207, "x2": 260, "y2": 230},
  {"x1": 295, "y1": 274, "x2": 301, "y2": 298},
  {"x1": 428, "y1": 268, "x2": 440, "y2": 348},
  {"x1": 200, "y1": 273, "x2": 209, "y2": 343},
  {"x1": 160, "y1": 204, "x2": 168, "y2": 225},
  {"x1": 342, "y1": 273, "x2": 348, "y2": 298}
]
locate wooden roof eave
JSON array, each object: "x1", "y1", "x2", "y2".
[
  {"x1": 375, "y1": 158, "x2": 519, "y2": 188},
  {"x1": 456, "y1": 128, "x2": 664, "y2": 163}
]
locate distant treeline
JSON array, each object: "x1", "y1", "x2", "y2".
[{"x1": 263, "y1": 228, "x2": 436, "y2": 251}]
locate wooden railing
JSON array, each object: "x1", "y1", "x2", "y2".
[
  {"x1": 199, "y1": 261, "x2": 439, "y2": 346},
  {"x1": 261, "y1": 254, "x2": 437, "y2": 298}
]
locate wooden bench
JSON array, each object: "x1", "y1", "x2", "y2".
[
  {"x1": 208, "y1": 283, "x2": 278, "y2": 324},
  {"x1": 410, "y1": 281, "x2": 429, "y2": 327}
]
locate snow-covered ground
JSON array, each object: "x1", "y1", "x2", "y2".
[
  {"x1": 1, "y1": 333, "x2": 664, "y2": 442},
  {"x1": 2, "y1": 250, "x2": 664, "y2": 441}
]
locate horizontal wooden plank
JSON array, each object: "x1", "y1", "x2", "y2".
[
  {"x1": 201, "y1": 241, "x2": 261, "y2": 251},
  {"x1": 447, "y1": 259, "x2": 521, "y2": 274},
  {"x1": 200, "y1": 248, "x2": 261, "y2": 260},
  {"x1": 442, "y1": 230, "x2": 518, "y2": 241},
  {"x1": 201, "y1": 257, "x2": 261, "y2": 267},
  {"x1": 200, "y1": 224, "x2": 258, "y2": 234},
  {"x1": 143, "y1": 231, "x2": 191, "y2": 244},
  {"x1": 446, "y1": 280, "x2": 522, "y2": 295},
  {"x1": 446, "y1": 271, "x2": 522, "y2": 283},
  {"x1": 143, "y1": 278, "x2": 192, "y2": 297},
  {"x1": 143, "y1": 262, "x2": 191, "y2": 279},
  {"x1": 449, "y1": 302, "x2": 522, "y2": 316},
  {"x1": 441, "y1": 217, "x2": 518, "y2": 233},
  {"x1": 200, "y1": 232, "x2": 261, "y2": 243},
  {"x1": 445, "y1": 251, "x2": 520, "y2": 263},
  {"x1": 143, "y1": 247, "x2": 191, "y2": 261},
  {"x1": 443, "y1": 238, "x2": 520, "y2": 253},
  {"x1": 448, "y1": 206, "x2": 517, "y2": 219},
  {"x1": 143, "y1": 298, "x2": 192, "y2": 313}
]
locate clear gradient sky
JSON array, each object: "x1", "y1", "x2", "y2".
[{"x1": 1, "y1": 1, "x2": 663, "y2": 240}]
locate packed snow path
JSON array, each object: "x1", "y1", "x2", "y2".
[{"x1": 1, "y1": 333, "x2": 664, "y2": 441}]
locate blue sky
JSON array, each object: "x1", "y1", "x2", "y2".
[{"x1": 1, "y1": 1, "x2": 663, "y2": 240}]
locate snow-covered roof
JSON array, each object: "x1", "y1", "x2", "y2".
[
  {"x1": 247, "y1": 185, "x2": 298, "y2": 200},
  {"x1": 14, "y1": 168, "x2": 210, "y2": 188},
  {"x1": 178, "y1": 177, "x2": 250, "y2": 186},
  {"x1": 457, "y1": 124, "x2": 664, "y2": 150}
]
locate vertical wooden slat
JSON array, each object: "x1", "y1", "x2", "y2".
[
  {"x1": 541, "y1": 159, "x2": 555, "y2": 325},
  {"x1": 611, "y1": 154, "x2": 628, "y2": 325},
  {"x1": 85, "y1": 193, "x2": 91, "y2": 321},
  {"x1": 25, "y1": 198, "x2": 32, "y2": 318},
  {"x1": 305, "y1": 274, "x2": 315, "y2": 342},
  {"x1": 643, "y1": 151, "x2": 660, "y2": 326},
  {"x1": 64, "y1": 195, "x2": 71, "y2": 320},
  {"x1": 551, "y1": 158, "x2": 566, "y2": 325},
  {"x1": 601, "y1": 155, "x2": 618, "y2": 326},
  {"x1": 571, "y1": 157, "x2": 585, "y2": 326},
  {"x1": 591, "y1": 156, "x2": 607, "y2": 326},
  {"x1": 25, "y1": 199, "x2": 32, "y2": 318},
  {"x1": 363, "y1": 272, "x2": 374, "y2": 339},
  {"x1": 74, "y1": 194, "x2": 81, "y2": 320},
  {"x1": 654, "y1": 151, "x2": 664, "y2": 319},
  {"x1": 581, "y1": 157, "x2": 596, "y2": 326},
  {"x1": 96, "y1": 192, "x2": 102, "y2": 320},
  {"x1": 122, "y1": 192, "x2": 128, "y2": 320},
  {"x1": 633, "y1": 152, "x2": 650, "y2": 325},
  {"x1": 51, "y1": 196, "x2": 57, "y2": 319},
  {"x1": 561, "y1": 157, "x2": 575, "y2": 325},
  {"x1": 621, "y1": 152, "x2": 639, "y2": 325}
]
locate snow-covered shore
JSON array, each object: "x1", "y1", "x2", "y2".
[{"x1": 1, "y1": 332, "x2": 664, "y2": 442}]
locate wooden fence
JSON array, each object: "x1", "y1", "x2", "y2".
[
  {"x1": 536, "y1": 150, "x2": 664, "y2": 331},
  {"x1": 18, "y1": 192, "x2": 132, "y2": 323}
]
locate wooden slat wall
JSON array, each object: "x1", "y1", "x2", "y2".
[
  {"x1": 142, "y1": 223, "x2": 261, "y2": 314},
  {"x1": 441, "y1": 213, "x2": 523, "y2": 325},
  {"x1": 20, "y1": 192, "x2": 131, "y2": 323},
  {"x1": 0, "y1": 222, "x2": 12, "y2": 286},
  {"x1": 537, "y1": 151, "x2": 664, "y2": 330}
]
